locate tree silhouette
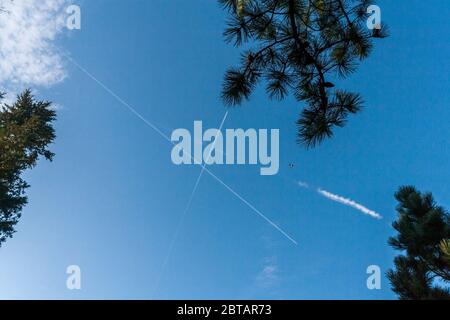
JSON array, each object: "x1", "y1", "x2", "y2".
[
  {"x1": 388, "y1": 186, "x2": 450, "y2": 300},
  {"x1": 0, "y1": 91, "x2": 56, "y2": 246},
  {"x1": 219, "y1": 0, "x2": 388, "y2": 147}
]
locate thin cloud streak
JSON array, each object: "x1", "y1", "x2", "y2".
[{"x1": 317, "y1": 188, "x2": 382, "y2": 220}]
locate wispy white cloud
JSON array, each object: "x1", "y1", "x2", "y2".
[
  {"x1": 298, "y1": 181, "x2": 309, "y2": 188},
  {"x1": 317, "y1": 188, "x2": 382, "y2": 219},
  {"x1": 255, "y1": 257, "x2": 279, "y2": 289},
  {"x1": 0, "y1": 0, "x2": 69, "y2": 96}
]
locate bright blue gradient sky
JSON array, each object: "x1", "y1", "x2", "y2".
[{"x1": 0, "y1": 0, "x2": 449, "y2": 299}]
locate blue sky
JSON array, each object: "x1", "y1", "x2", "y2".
[{"x1": 0, "y1": 0, "x2": 449, "y2": 299}]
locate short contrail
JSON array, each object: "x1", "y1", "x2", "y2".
[
  {"x1": 317, "y1": 189, "x2": 382, "y2": 219},
  {"x1": 297, "y1": 180, "x2": 382, "y2": 219}
]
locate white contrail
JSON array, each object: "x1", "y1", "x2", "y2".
[
  {"x1": 151, "y1": 111, "x2": 229, "y2": 298},
  {"x1": 296, "y1": 180, "x2": 382, "y2": 219},
  {"x1": 317, "y1": 189, "x2": 382, "y2": 220}
]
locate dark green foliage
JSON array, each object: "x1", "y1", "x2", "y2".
[
  {"x1": 0, "y1": 90, "x2": 56, "y2": 246},
  {"x1": 219, "y1": 0, "x2": 388, "y2": 147},
  {"x1": 388, "y1": 186, "x2": 450, "y2": 300}
]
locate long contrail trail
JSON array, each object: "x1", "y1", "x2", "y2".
[{"x1": 297, "y1": 181, "x2": 382, "y2": 219}]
